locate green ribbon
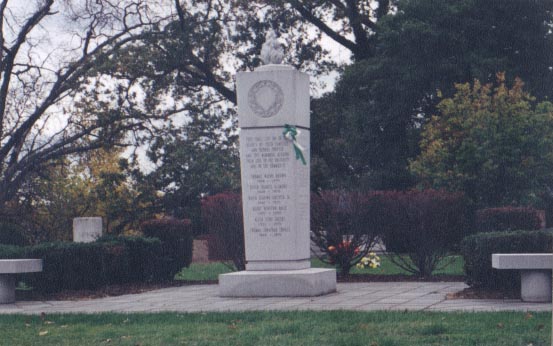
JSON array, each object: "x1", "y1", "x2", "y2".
[{"x1": 283, "y1": 124, "x2": 307, "y2": 165}]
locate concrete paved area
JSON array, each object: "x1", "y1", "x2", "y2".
[{"x1": 0, "y1": 282, "x2": 549, "y2": 314}]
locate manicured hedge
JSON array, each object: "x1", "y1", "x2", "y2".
[
  {"x1": 0, "y1": 236, "x2": 187, "y2": 293},
  {"x1": 26, "y1": 241, "x2": 110, "y2": 292},
  {"x1": 97, "y1": 236, "x2": 171, "y2": 283},
  {"x1": 461, "y1": 230, "x2": 553, "y2": 291},
  {"x1": 475, "y1": 207, "x2": 545, "y2": 232},
  {"x1": 0, "y1": 222, "x2": 28, "y2": 246},
  {"x1": 141, "y1": 217, "x2": 193, "y2": 277},
  {"x1": 0, "y1": 244, "x2": 25, "y2": 259}
]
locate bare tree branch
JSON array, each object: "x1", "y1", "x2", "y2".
[
  {"x1": 287, "y1": 0, "x2": 361, "y2": 56},
  {"x1": 0, "y1": 0, "x2": 168, "y2": 208},
  {"x1": 0, "y1": 0, "x2": 54, "y2": 141},
  {"x1": 173, "y1": 0, "x2": 236, "y2": 103}
]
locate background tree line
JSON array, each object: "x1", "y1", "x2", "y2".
[{"x1": 1, "y1": 0, "x2": 552, "y2": 241}]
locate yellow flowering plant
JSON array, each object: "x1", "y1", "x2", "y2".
[{"x1": 356, "y1": 252, "x2": 381, "y2": 269}]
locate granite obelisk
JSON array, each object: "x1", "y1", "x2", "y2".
[{"x1": 219, "y1": 31, "x2": 336, "y2": 297}]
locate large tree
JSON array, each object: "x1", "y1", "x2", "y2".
[
  {"x1": 94, "y1": 0, "x2": 396, "y2": 216},
  {"x1": 2, "y1": 0, "x2": 393, "y2": 220},
  {"x1": 146, "y1": 113, "x2": 240, "y2": 231},
  {"x1": 410, "y1": 75, "x2": 553, "y2": 207},
  {"x1": 312, "y1": 0, "x2": 553, "y2": 191},
  {"x1": 0, "y1": 0, "x2": 173, "y2": 211},
  {"x1": 0, "y1": 0, "x2": 405, "y2": 235},
  {"x1": 99, "y1": 0, "x2": 395, "y2": 117},
  {"x1": 235, "y1": 0, "x2": 395, "y2": 62}
]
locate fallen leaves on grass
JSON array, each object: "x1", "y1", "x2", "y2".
[
  {"x1": 358, "y1": 323, "x2": 370, "y2": 330},
  {"x1": 228, "y1": 319, "x2": 241, "y2": 330}
]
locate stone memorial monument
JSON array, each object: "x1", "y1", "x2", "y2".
[
  {"x1": 219, "y1": 31, "x2": 336, "y2": 297},
  {"x1": 73, "y1": 217, "x2": 103, "y2": 243}
]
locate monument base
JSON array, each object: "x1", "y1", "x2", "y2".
[{"x1": 218, "y1": 268, "x2": 336, "y2": 297}]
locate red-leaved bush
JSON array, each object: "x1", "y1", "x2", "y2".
[
  {"x1": 201, "y1": 192, "x2": 245, "y2": 271},
  {"x1": 311, "y1": 191, "x2": 383, "y2": 275},
  {"x1": 475, "y1": 207, "x2": 545, "y2": 232},
  {"x1": 379, "y1": 190, "x2": 470, "y2": 277}
]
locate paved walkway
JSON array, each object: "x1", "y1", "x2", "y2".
[{"x1": 0, "y1": 282, "x2": 550, "y2": 314}]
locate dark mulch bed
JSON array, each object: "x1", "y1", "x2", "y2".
[
  {"x1": 446, "y1": 287, "x2": 520, "y2": 300},
  {"x1": 338, "y1": 275, "x2": 519, "y2": 300},
  {"x1": 336, "y1": 274, "x2": 466, "y2": 283},
  {"x1": 16, "y1": 280, "x2": 211, "y2": 301}
]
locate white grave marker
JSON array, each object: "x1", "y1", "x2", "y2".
[{"x1": 73, "y1": 217, "x2": 102, "y2": 243}]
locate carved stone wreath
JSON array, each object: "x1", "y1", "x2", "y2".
[{"x1": 247, "y1": 80, "x2": 284, "y2": 118}]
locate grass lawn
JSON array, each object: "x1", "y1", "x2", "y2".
[
  {"x1": 0, "y1": 311, "x2": 548, "y2": 346},
  {"x1": 175, "y1": 261, "x2": 233, "y2": 281},
  {"x1": 175, "y1": 255, "x2": 465, "y2": 281}
]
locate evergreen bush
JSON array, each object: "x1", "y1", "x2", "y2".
[
  {"x1": 461, "y1": 230, "x2": 553, "y2": 291},
  {"x1": 141, "y1": 217, "x2": 193, "y2": 277},
  {"x1": 15, "y1": 236, "x2": 174, "y2": 293},
  {"x1": 0, "y1": 222, "x2": 28, "y2": 246}
]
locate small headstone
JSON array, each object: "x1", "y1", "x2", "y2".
[{"x1": 73, "y1": 217, "x2": 102, "y2": 243}]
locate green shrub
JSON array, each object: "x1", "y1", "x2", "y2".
[
  {"x1": 24, "y1": 241, "x2": 106, "y2": 292},
  {"x1": 0, "y1": 222, "x2": 28, "y2": 246},
  {"x1": 108, "y1": 236, "x2": 167, "y2": 283},
  {"x1": 475, "y1": 207, "x2": 544, "y2": 232},
  {"x1": 21, "y1": 236, "x2": 171, "y2": 293},
  {"x1": 140, "y1": 218, "x2": 193, "y2": 277},
  {"x1": 461, "y1": 230, "x2": 553, "y2": 291},
  {"x1": 96, "y1": 239, "x2": 130, "y2": 284},
  {"x1": 0, "y1": 244, "x2": 25, "y2": 259}
]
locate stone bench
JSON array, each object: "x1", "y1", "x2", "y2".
[
  {"x1": 491, "y1": 253, "x2": 552, "y2": 302},
  {"x1": 0, "y1": 259, "x2": 43, "y2": 304}
]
